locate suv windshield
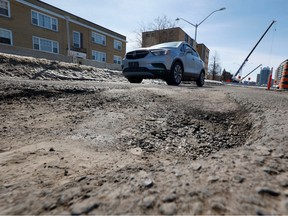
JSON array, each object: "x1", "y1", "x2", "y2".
[{"x1": 150, "y1": 41, "x2": 181, "y2": 49}]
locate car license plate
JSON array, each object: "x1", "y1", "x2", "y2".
[{"x1": 129, "y1": 62, "x2": 139, "y2": 68}]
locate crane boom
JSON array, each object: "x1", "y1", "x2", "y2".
[
  {"x1": 234, "y1": 20, "x2": 276, "y2": 79},
  {"x1": 240, "y1": 64, "x2": 262, "y2": 82}
]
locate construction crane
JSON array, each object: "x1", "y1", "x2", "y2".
[
  {"x1": 233, "y1": 20, "x2": 276, "y2": 82},
  {"x1": 240, "y1": 64, "x2": 262, "y2": 82}
]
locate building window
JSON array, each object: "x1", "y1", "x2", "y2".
[
  {"x1": 31, "y1": 10, "x2": 58, "y2": 31},
  {"x1": 114, "y1": 40, "x2": 122, "y2": 50},
  {"x1": 33, "y1": 36, "x2": 59, "y2": 54},
  {"x1": 113, "y1": 55, "x2": 122, "y2": 64},
  {"x1": 0, "y1": 28, "x2": 12, "y2": 45},
  {"x1": 0, "y1": 0, "x2": 10, "y2": 17},
  {"x1": 73, "y1": 31, "x2": 82, "y2": 48},
  {"x1": 92, "y1": 50, "x2": 106, "y2": 63},
  {"x1": 92, "y1": 32, "x2": 106, "y2": 46}
]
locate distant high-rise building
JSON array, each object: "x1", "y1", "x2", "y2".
[
  {"x1": 256, "y1": 74, "x2": 260, "y2": 85},
  {"x1": 259, "y1": 67, "x2": 271, "y2": 86}
]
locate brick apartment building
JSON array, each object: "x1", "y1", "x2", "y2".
[
  {"x1": 195, "y1": 43, "x2": 209, "y2": 74},
  {"x1": 0, "y1": 0, "x2": 126, "y2": 65},
  {"x1": 142, "y1": 27, "x2": 210, "y2": 74}
]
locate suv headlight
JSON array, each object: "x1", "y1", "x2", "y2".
[{"x1": 151, "y1": 49, "x2": 170, "y2": 56}]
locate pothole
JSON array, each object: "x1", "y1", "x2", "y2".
[{"x1": 119, "y1": 108, "x2": 252, "y2": 160}]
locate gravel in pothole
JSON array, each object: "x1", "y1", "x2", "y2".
[{"x1": 118, "y1": 108, "x2": 252, "y2": 160}]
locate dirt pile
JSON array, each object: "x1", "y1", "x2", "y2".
[{"x1": 0, "y1": 53, "x2": 125, "y2": 82}]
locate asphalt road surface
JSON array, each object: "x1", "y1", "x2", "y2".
[{"x1": 0, "y1": 54, "x2": 287, "y2": 215}]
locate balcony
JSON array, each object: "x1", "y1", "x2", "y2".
[{"x1": 71, "y1": 46, "x2": 87, "y2": 54}]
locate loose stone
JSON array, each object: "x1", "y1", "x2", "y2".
[
  {"x1": 159, "y1": 202, "x2": 177, "y2": 215},
  {"x1": 257, "y1": 187, "x2": 280, "y2": 196}
]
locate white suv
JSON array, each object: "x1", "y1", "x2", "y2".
[{"x1": 122, "y1": 41, "x2": 205, "y2": 86}]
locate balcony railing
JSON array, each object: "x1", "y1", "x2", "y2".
[{"x1": 71, "y1": 46, "x2": 87, "y2": 53}]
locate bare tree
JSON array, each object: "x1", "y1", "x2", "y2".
[
  {"x1": 208, "y1": 52, "x2": 222, "y2": 80},
  {"x1": 132, "y1": 21, "x2": 148, "y2": 49},
  {"x1": 132, "y1": 15, "x2": 177, "y2": 48},
  {"x1": 149, "y1": 15, "x2": 176, "y2": 30}
]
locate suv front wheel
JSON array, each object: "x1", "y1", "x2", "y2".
[{"x1": 166, "y1": 62, "x2": 183, "y2": 86}]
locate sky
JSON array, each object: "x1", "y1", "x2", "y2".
[{"x1": 41, "y1": 0, "x2": 288, "y2": 81}]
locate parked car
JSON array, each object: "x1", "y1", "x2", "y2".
[{"x1": 122, "y1": 41, "x2": 205, "y2": 86}]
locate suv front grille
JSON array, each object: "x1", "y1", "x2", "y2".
[{"x1": 126, "y1": 50, "x2": 149, "y2": 59}]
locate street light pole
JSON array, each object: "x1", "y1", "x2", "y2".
[{"x1": 176, "y1": 7, "x2": 226, "y2": 44}]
